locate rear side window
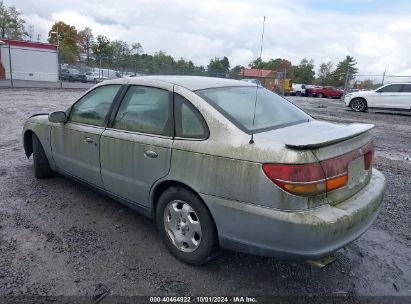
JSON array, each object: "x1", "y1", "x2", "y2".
[
  {"x1": 113, "y1": 86, "x2": 172, "y2": 136},
  {"x1": 69, "y1": 85, "x2": 120, "y2": 126},
  {"x1": 174, "y1": 94, "x2": 208, "y2": 139}
]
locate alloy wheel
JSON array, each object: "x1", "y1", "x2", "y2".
[{"x1": 351, "y1": 98, "x2": 366, "y2": 112}]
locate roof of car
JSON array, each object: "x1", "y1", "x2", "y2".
[{"x1": 104, "y1": 75, "x2": 254, "y2": 91}]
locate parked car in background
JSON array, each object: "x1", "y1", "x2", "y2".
[
  {"x1": 84, "y1": 71, "x2": 108, "y2": 83},
  {"x1": 60, "y1": 68, "x2": 87, "y2": 83},
  {"x1": 307, "y1": 86, "x2": 343, "y2": 98},
  {"x1": 344, "y1": 83, "x2": 411, "y2": 112},
  {"x1": 23, "y1": 76, "x2": 385, "y2": 265},
  {"x1": 292, "y1": 83, "x2": 308, "y2": 96},
  {"x1": 241, "y1": 78, "x2": 262, "y2": 86}
]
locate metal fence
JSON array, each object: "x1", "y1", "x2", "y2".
[{"x1": 2, "y1": 41, "x2": 410, "y2": 94}]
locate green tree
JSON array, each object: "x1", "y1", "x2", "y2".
[
  {"x1": 207, "y1": 56, "x2": 230, "y2": 77},
  {"x1": 249, "y1": 57, "x2": 264, "y2": 69},
  {"x1": 229, "y1": 65, "x2": 245, "y2": 79},
  {"x1": 0, "y1": 1, "x2": 28, "y2": 39},
  {"x1": 317, "y1": 61, "x2": 334, "y2": 85},
  {"x1": 110, "y1": 40, "x2": 130, "y2": 69},
  {"x1": 77, "y1": 27, "x2": 94, "y2": 64},
  {"x1": 91, "y1": 35, "x2": 112, "y2": 64},
  {"x1": 152, "y1": 51, "x2": 176, "y2": 74},
  {"x1": 48, "y1": 21, "x2": 79, "y2": 63},
  {"x1": 249, "y1": 57, "x2": 293, "y2": 78},
  {"x1": 293, "y1": 58, "x2": 315, "y2": 84},
  {"x1": 333, "y1": 55, "x2": 358, "y2": 86}
]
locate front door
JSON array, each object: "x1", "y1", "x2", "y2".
[
  {"x1": 51, "y1": 84, "x2": 121, "y2": 187},
  {"x1": 100, "y1": 85, "x2": 173, "y2": 206},
  {"x1": 399, "y1": 84, "x2": 411, "y2": 110}
]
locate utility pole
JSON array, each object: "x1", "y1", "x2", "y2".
[
  {"x1": 382, "y1": 69, "x2": 386, "y2": 85},
  {"x1": 8, "y1": 42, "x2": 13, "y2": 88},
  {"x1": 50, "y1": 32, "x2": 61, "y2": 88},
  {"x1": 342, "y1": 69, "x2": 351, "y2": 101}
]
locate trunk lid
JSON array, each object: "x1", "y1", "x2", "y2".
[{"x1": 255, "y1": 120, "x2": 374, "y2": 205}]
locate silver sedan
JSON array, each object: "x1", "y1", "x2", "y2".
[{"x1": 22, "y1": 76, "x2": 386, "y2": 264}]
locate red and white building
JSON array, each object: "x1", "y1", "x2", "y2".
[{"x1": 0, "y1": 39, "x2": 58, "y2": 82}]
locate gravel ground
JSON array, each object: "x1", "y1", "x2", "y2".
[{"x1": 0, "y1": 88, "x2": 410, "y2": 298}]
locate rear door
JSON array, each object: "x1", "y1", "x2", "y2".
[
  {"x1": 51, "y1": 84, "x2": 121, "y2": 187},
  {"x1": 100, "y1": 84, "x2": 173, "y2": 206}
]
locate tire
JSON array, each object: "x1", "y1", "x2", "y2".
[
  {"x1": 32, "y1": 134, "x2": 54, "y2": 179},
  {"x1": 350, "y1": 97, "x2": 367, "y2": 112},
  {"x1": 318, "y1": 93, "x2": 324, "y2": 98},
  {"x1": 296, "y1": 91, "x2": 301, "y2": 96},
  {"x1": 94, "y1": 78, "x2": 98, "y2": 84},
  {"x1": 156, "y1": 186, "x2": 218, "y2": 265}
]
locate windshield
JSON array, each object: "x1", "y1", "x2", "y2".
[{"x1": 196, "y1": 86, "x2": 310, "y2": 133}]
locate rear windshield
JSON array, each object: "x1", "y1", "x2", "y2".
[{"x1": 196, "y1": 86, "x2": 310, "y2": 133}]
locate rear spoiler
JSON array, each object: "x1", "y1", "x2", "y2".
[{"x1": 285, "y1": 123, "x2": 374, "y2": 149}]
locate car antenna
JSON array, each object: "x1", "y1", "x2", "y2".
[{"x1": 250, "y1": 16, "x2": 266, "y2": 144}]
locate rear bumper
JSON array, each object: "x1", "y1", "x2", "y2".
[{"x1": 202, "y1": 168, "x2": 386, "y2": 259}]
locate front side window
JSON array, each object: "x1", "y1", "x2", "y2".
[
  {"x1": 378, "y1": 84, "x2": 402, "y2": 93},
  {"x1": 401, "y1": 84, "x2": 411, "y2": 92},
  {"x1": 175, "y1": 94, "x2": 208, "y2": 139},
  {"x1": 196, "y1": 86, "x2": 309, "y2": 133},
  {"x1": 113, "y1": 86, "x2": 171, "y2": 136},
  {"x1": 69, "y1": 85, "x2": 121, "y2": 126}
]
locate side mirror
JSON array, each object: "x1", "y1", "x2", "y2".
[{"x1": 48, "y1": 111, "x2": 67, "y2": 123}]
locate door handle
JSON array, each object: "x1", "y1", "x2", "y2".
[
  {"x1": 84, "y1": 137, "x2": 94, "y2": 144},
  {"x1": 144, "y1": 150, "x2": 158, "y2": 159}
]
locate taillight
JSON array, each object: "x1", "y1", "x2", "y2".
[
  {"x1": 262, "y1": 163, "x2": 327, "y2": 196},
  {"x1": 263, "y1": 141, "x2": 374, "y2": 196},
  {"x1": 364, "y1": 142, "x2": 374, "y2": 170}
]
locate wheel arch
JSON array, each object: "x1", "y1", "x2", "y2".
[
  {"x1": 150, "y1": 180, "x2": 218, "y2": 230},
  {"x1": 151, "y1": 180, "x2": 201, "y2": 212}
]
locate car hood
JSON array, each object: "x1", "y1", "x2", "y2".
[
  {"x1": 349, "y1": 90, "x2": 375, "y2": 97},
  {"x1": 254, "y1": 120, "x2": 374, "y2": 149}
]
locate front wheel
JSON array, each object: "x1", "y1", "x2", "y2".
[
  {"x1": 350, "y1": 98, "x2": 367, "y2": 112},
  {"x1": 156, "y1": 187, "x2": 218, "y2": 265}
]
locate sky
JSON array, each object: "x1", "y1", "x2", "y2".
[{"x1": 8, "y1": 0, "x2": 411, "y2": 75}]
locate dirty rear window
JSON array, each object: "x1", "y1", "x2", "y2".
[{"x1": 196, "y1": 86, "x2": 310, "y2": 133}]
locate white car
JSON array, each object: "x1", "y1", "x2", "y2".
[
  {"x1": 291, "y1": 83, "x2": 308, "y2": 96},
  {"x1": 84, "y1": 72, "x2": 108, "y2": 83},
  {"x1": 344, "y1": 83, "x2": 411, "y2": 112}
]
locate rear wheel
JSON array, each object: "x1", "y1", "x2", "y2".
[
  {"x1": 350, "y1": 98, "x2": 367, "y2": 112},
  {"x1": 318, "y1": 93, "x2": 324, "y2": 98},
  {"x1": 32, "y1": 134, "x2": 54, "y2": 179},
  {"x1": 156, "y1": 187, "x2": 218, "y2": 265},
  {"x1": 296, "y1": 91, "x2": 301, "y2": 96}
]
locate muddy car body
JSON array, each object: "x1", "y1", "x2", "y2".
[{"x1": 22, "y1": 76, "x2": 386, "y2": 264}]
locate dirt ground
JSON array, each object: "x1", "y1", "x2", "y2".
[{"x1": 0, "y1": 88, "x2": 409, "y2": 298}]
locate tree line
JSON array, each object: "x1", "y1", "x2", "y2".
[{"x1": 1, "y1": 0, "x2": 364, "y2": 86}]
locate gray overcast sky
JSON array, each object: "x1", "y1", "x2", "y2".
[{"x1": 8, "y1": 0, "x2": 411, "y2": 75}]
